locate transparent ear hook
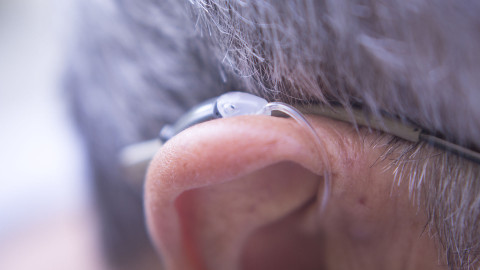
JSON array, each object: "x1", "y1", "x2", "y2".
[
  {"x1": 215, "y1": 92, "x2": 331, "y2": 209},
  {"x1": 213, "y1": 92, "x2": 331, "y2": 209},
  {"x1": 260, "y1": 102, "x2": 331, "y2": 211}
]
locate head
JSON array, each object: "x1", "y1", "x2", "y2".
[{"x1": 67, "y1": 0, "x2": 480, "y2": 269}]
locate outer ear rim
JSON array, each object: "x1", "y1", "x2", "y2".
[
  {"x1": 144, "y1": 115, "x2": 344, "y2": 269},
  {"x1": 146, "y1": 115, "x2": 337, "y2": 196}
]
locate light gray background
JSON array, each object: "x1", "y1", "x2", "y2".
[{"x1": 0, "y1": 0, "x2": 88, "y2": 239}]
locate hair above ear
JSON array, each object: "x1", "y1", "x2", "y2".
[{"x1": 189, "y1": 0, "x2": 480, "y2": 150}]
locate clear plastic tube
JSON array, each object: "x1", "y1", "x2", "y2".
[{"x1": 261, "y1": 102, "x2": 331, "y2": 211}]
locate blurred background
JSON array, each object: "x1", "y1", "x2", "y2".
[{"x1": 0, "y1": 0, "x2": 101, "y2": 269}]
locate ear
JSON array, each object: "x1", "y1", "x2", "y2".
[
  {"x1": 144, "y1": 115, "x2": 446, "y2": 270},
  {"x1": 144, "y1": 115, "x2": 337, "y2": 270}
]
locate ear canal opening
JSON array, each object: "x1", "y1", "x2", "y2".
[{"x1": 260, "y1": 102, "x2": 331, "y2": 211}]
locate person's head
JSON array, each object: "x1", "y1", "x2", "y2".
[{"x1": 67, "y1": 0, "x2": 480, "y2": 269}]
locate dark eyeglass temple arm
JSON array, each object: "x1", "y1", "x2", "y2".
[
  {"x1": 301, "y1": 105, "x2": 480, "y2": 164},
  {"x1": 120, "y1": 102, "x2": 480, "y2": 187}
]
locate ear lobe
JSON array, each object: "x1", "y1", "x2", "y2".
[{"x1": 144, "y1": 115, "x2": 331, "y2": 270}]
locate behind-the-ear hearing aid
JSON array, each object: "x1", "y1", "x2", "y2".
[{"x1": 121, "y1": 91, "x2": 332, "y2": 208}]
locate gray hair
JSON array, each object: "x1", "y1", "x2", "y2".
[
  {"x1": 66, "y1": 0, "x2": 238, "y2": 267},
  {"x1": 67, "y1": 0, "x2": 480, "y2": 269}
]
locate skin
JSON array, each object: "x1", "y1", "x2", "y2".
[{"x1": 144, "y1": 115, "x2": 447, "y2": 270}]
